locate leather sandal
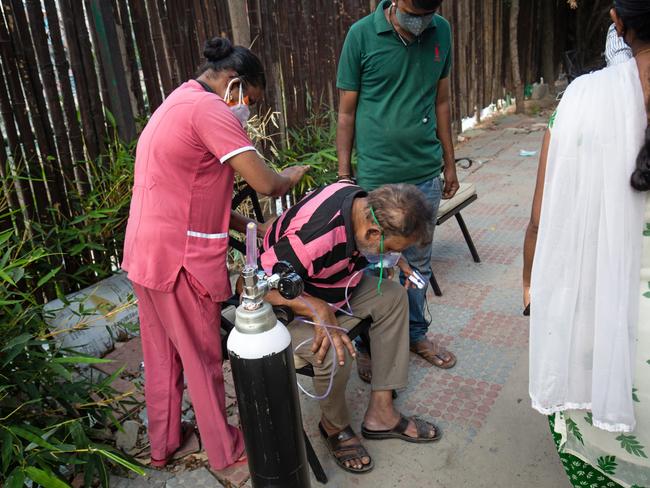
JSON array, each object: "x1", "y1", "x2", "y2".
[
  {"x1": 361, "y1": 415, "x2": 442, "y2": 444},
  {"x1": 410, "y1": 339, "x2": 457, "y2": 369},
  {"x1": 318, "y1": 422, "x2": 374, "y2": 474}
]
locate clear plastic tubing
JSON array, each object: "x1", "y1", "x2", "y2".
[{"x1": 245, "y1": 222, "x2": 258, "y2": 268}]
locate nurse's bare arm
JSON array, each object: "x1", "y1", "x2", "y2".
[
  {"x1": 522, "y1": 129, "x2": 551, "y2": 307},
  {"x1": 229, "y1": 212, "x2": 271, "y2": 238},
  {"x1": 229, "y1": 151, "x2": 309, "y2": 197}
]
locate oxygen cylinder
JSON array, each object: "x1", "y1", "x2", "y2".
[{"x1": 226, "y1": 223, "x2": 311, "y2": 488}]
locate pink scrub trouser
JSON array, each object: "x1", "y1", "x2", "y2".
[{"x1": 132, "y1": 269, "x2": 244, "y2": 469}]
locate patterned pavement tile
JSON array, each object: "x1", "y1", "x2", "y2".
[
  {"x1": 426, "y1": 306, "x2": 475, "y2": 337},
  {"x1": 166, "y1": 468, "x2": 223, "y2": 488},
  {"x1": 498, "y1": 215, "x2": 532, "y2": 231},
  {"x1": 439, "y1": 335, "x2": 518, "y2": 385},
  {"x1": 460, "y1": 311, "x2": 529, "y2": 349},
  {"x1": 398, "y1": 369, "x2": 504, "y2": 441},
  {"x1": 481, "y1": 285, "x2": 528, "y2": 316},
  {"x1": 428, "y1": 281, "x2": 491, "y2": 310},
  {"x1": 432, "y1": 260, "x2": 510, "y2": 286}
]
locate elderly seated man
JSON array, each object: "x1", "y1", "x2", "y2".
[{"x1": 259, "y1": 182, "x2": 441, "y2": 474}]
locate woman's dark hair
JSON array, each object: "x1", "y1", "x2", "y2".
[
  {"x1": 413, "y1": 0, "x2": 443, "y2": 10},
  {"x1": 617, "y1": 1, "x2": 650, "y2": 190},
  {"x1": 197, "y1": 37, "x2": 266, "y2": 89}
]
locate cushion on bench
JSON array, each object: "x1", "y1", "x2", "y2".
[{"x1": 437, "y1": 182, "x2": 477, "y2": 221}]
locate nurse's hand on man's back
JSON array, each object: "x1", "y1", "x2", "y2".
[
  {"x1": 230, "y1": 151, "x2": 308, "y2": 197},
  {"x1": 280, "y1": 165, "x2": 310, "y2": 186}
]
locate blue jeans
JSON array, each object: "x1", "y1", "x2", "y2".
[
  {"x1": 355, "y1": 176, "x2": 443, "y2": 352},
  {"x1": 400, "y1": 176, "x2": 443, "y2": 344}
]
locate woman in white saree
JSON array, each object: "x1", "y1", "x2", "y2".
[{"x1": 523, "y1": 2, "x2": 650, "y2": 486}]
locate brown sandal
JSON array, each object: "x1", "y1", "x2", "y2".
[
  {"x1": 410, "y1": 339, "x2": 457, "y2": 369},
  {"x1": 318, "y1": 423, "x2": 374, "y2": 474},
  {"x1": 361, "y1": 415, "x2": 442, "y2": 443},
  {"x1": 356, "y1": 350, "x2": 372, "y2": 384}
]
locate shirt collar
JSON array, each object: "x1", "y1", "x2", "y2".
[
  {"x1": 374, "y1": 0, "x2": 438, "y2": 36},
  {"x1": 341, "y1": 187, "x2": 367, "y2": 256}
]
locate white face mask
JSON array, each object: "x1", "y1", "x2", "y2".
[{"x1": 223, "y1": 78, "x2": 251, "y2": 128}]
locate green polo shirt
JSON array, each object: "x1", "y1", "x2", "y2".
[{"x1": 337, "y1": 1, "x2": 452, "y2": 190}]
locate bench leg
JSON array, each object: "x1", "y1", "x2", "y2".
[
  {"x1": 430, "y1": 270, "x2": 443, "y2": 296},
  {"x1": 455, "y1": 213, "x2": 481, "y2": 263},
  {"x1": 304, "y1": 429, "x2": 328, "y2": 483}
]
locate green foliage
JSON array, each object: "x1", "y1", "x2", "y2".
[
  {"x1": 0, "y1": 128, "x2": 142, "y2": 486},
  {"x1": 46, "y1": 134, "x2": 135, "y2": 289},
  {"x1": 271, "y1": 110, "x2": 356, "y2": 197},
  {"x1": 0, "y1": 220, "x2": 144, "y2": 487}
]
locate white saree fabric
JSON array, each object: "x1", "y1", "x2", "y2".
[{"x1": 530, "y1": 58, "x2": 647, "y2": 432}]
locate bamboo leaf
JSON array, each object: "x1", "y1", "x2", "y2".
[
  {"x1": 1, "y1": 333, "x2": 32, "y2": 352},
  {"x1": 96, "y1": 448, "x2": 145, "y2": 475},
  {"x1": 52, "y1": 355, "x2": 113, "y2": 364},
  {"x1": 48, "y1": 361, "x2": 73, "y2": 381},
  {"x1": 0, "y1": 228, "x2": 13, "y2": 246},
  {"x1": 0, "y1": 268, "x2": 16, "y2": 285},
  {"x1": 1, "y1": 429, "x2": 13, "y2": 474},
  {"x1": 9, "y1": 426, "x2": 58, "y2": 451},
  {"x1": 24, "y1": 466, "x2": 71, "y2": 488},
  {"x1": 6, "y1": 468, "x2": 26, "y2": 488},
  {"x1": 37, "y1": 266, "x2": 62, "y2": 288}
]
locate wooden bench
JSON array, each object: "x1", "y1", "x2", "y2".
[{"x1": 429, "y1": 170, "x2": 481, "y2": 296}]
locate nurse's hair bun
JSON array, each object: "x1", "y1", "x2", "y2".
[{"x1": 203, "y1": 37, "x2": 234, "y2": 62}]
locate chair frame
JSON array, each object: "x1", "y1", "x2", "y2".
[{"x1": 430, "y1": 161, "x2": 481, "y2": 296}]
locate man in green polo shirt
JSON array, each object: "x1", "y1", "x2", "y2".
[{"x1": 336, "y1": 0, "x2": 459, "y2": 379}]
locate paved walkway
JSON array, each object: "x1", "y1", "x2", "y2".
[
  {"x1": 299, "y1": 113, "x2": 570, "y2": 487},
  {"x1": 111, "y1": 113, "x2": 572, "y2": 487}
]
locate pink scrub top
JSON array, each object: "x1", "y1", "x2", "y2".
[{"x1": 122, "y1": 80, "x2": 255, "y2": 302}]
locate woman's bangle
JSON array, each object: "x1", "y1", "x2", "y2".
[{"x1": 338, "y1": 174, "x2": 355, "y2": 183}]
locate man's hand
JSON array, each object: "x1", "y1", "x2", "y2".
[
  {"x1": 310, "y1": 301, "x2": 356, "y2": 366},
  {"x1": 280, "y1": 165, "x2": 310, "y2": 187},
  {"x1": 442, "y1": 164, "x2": 460, "y2": 199},
  {"x1": 396, "y1": 257, "x2": 416, "y2": 289}
]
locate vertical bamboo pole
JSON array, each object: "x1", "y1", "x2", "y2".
[
  {"x1": 43, "y1": 0, "x2": 89, "y2": 195},
  {"x1": 59, "y1": 0, "x2": 101, "y2": 161}
]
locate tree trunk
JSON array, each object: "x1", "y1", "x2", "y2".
[
  {"x1": 509, "y1": 0, "x2": 525, "y2": 114},
  {"x1": 228, "y1": 0, "x2": 251, "y2": 47}
]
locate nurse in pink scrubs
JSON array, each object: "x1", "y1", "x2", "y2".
[{"x1": 122, "y1": 37, "x2": 308, "y2": 470}]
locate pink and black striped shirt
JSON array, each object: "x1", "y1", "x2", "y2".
[{"x1": 260, "y1": 183, "x2": 368, "y2": 306}]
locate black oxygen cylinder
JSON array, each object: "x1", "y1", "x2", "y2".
[{"x1": 227, "y1": 301, "x2": 311, "y2": 488}]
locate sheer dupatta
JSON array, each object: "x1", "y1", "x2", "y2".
[{"x1": 530, "y1": 58, "x2": 647, "y2": 432}]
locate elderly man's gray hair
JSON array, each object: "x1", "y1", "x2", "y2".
[{"x1": 367, "y1": 183, "x2": 434, "y2": 246}]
